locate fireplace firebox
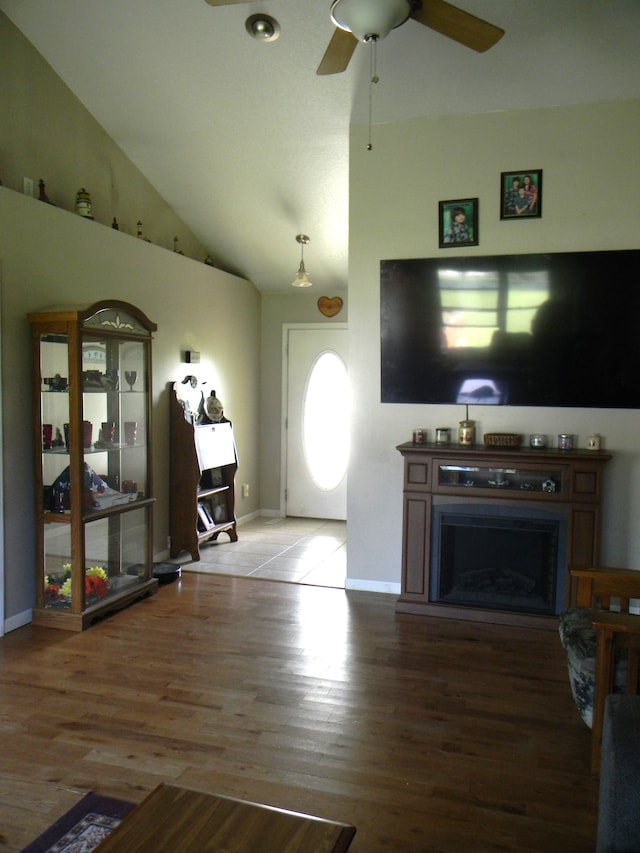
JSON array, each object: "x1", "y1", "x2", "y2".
[{"x1": 430, "y1": 504, "x2": 567, "y2": 616}]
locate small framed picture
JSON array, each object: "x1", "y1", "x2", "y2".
[
  {"x1": 439, "y1": 198, "x2": 478, "y2": 248},
  {"x1": 500, "y1": 169, "x2": 542, "y2": 219}
]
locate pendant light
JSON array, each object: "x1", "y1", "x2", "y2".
[
  {"x1": 330, "y1": 0, "x2": 412, "y2": 43},
  {"x1": 292, "y1": 234, "x2": 312, "y2": 288}
]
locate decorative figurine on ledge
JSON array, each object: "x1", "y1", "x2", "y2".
[
  {"x1": 174, "y1": 375, "x2": 205, "y2": 424},
  {"x1": 205, "y1": 390, "x2": 224, "y2": 423},
  {"x1": 173, "y1": 378, "x2": 226, "y2": 426},
  {"x1": 38, "y1": 179, "x2": 53, "y2": 204},
  {"x1": 75, "y1": 187, "x2": 94, "y2": 219}
]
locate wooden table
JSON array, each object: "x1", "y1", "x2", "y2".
[{"x1": 96, "y1": 783, "x2": 356, "y2": 852}]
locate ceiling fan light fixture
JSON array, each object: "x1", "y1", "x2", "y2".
[
  {"x1": 292, "y1": 234, "x2": 313, "y2": 288},
  {"x1": 245, "y1": 13, "x2": 280, "y2": 43},
  {"x1": 330, "y1": 0, "x2": 413, "y2": 42}
]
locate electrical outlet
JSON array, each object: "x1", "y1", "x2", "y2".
[
  {"x1": 242, "y1": 484, "x2": 250, "y2": 498},
  {"x1": 23, "y1": 176, "x2": 34, "y2": 197}
]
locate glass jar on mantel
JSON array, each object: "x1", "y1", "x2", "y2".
[{"x1": 28, "y1": 300, "x2": 158, "y2": 631}]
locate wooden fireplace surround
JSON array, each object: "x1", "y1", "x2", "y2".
[{"x1": 396, "y1": 442, "x2": 612, "y2": 628}]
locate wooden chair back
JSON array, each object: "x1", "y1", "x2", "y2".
[
  {"x1": 570, "y1": 568, "x2": 640, "y2": 773},
  {"x1": 571, "y1": 566, "x2": 640, "y2": 612}
]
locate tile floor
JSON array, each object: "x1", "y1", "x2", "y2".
[{"x1": 178, "y1": 516, "x2": 346, "y2": 589}]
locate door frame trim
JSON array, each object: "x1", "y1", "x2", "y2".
[{"x1": 280, "y1": 322, "x2": 348, "y2": 517}]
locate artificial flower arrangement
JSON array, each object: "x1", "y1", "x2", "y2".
[{"x1": 45, "y1": 564, "x2": 109, "y2": 603}]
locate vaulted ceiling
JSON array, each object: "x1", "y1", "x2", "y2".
[{"x1": 2, "y1": 0, "x2": 639, "y2": 292}]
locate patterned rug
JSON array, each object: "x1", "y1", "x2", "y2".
[{"x1": 20, "y1": 792, "x2": 135, "y2": 853}]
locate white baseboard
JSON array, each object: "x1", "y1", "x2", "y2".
[
  {"x1": 4, "y1": 608, "x2": 32, "y2": 634},
  {"x1": 236, "y1": 509, "x2": 266, "y2": 525},
  {"x1": 345, "y1": 579, "x2": 401, "y2": 596},
  {"x1": 253, "y1": 508, "x2": 284, "y2": 520}
]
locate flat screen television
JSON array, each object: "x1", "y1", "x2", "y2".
[{"x1": 380, "y1": 250, "x2": 640, "y2": 408}]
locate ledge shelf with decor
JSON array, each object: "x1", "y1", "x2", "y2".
[
  {"x1": 29, "y1": 301, "x2": 158, "y2": 631},
  {"x1": 169, "y1": 378, "x2": 238, "y2": 561}
]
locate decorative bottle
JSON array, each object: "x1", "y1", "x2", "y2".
[
  {"x1": 458, "y1": 406, "x2": 476, "y2": 446},
  {"x1": 458, "y1": 419, "x2": 475, "y2": 446}
]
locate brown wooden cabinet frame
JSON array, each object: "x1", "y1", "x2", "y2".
[
  {"x1": 29, "y1": 301, "x2": 158, "y2": 630},
  {"x1": 396, "y1": 442, "x2": 611, "y2": 627}
]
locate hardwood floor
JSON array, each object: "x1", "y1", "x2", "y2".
[{"x1": 0, "y1": 574, "x2": 598, "y2": 852}]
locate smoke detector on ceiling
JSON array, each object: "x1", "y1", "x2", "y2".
[{"x1": 245, "y1": 13, "x2": 281, "y2": 42}]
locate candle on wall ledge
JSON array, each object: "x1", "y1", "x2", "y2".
[{"x1": 435, "y1": 427, "x2": 450, "y2": 445}]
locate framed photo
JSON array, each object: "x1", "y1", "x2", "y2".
[
  {"x1": 500, "y1": 169, "x2": 542, "y2": 219},
  {"x1": 439, "y1": 198, "x2": 478, "y2": 248}
]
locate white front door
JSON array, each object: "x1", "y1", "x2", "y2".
[{"x1": 285, "y1": 326, "x2": 348, "y2": 519}]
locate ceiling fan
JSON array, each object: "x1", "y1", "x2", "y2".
[{"x1": 204, "y1": 0, "x2": 504, "y2": 75}]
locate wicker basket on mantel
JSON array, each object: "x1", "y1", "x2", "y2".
[{"x1": 483, "y1": 433, "x2": 522, "y2": 448}]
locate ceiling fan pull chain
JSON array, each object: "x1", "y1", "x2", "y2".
[{"x1": 367, "y1": 36, "x2": 379, "y2": 151}]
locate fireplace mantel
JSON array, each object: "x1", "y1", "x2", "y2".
[{"x1": 396, "y1": 442, "x2": 612, "y2": 628}]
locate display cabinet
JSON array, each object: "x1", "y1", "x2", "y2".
[
  {"x1": 29, "y1": 301, "x2": 158, "y2": 630},
  {"x1": 170, "y1": 377, "x2": 238, "y2": 561}
]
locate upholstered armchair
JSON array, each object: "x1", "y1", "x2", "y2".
[
  {"x1": 596, "y1": 694, "x2": 640, "y2": 852},
  {"x1": 559, "y1": 567, "x2": 640, "y2": 773}
]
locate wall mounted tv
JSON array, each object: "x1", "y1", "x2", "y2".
[{"x1": 380, "y1": 250, "x2": 640, "y2": 408}]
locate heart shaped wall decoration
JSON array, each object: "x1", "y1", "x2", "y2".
[{"x1": 317, "y1": 296, "x2": 343, "y2": 318}]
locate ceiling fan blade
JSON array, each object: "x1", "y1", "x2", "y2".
[
  {"x1": 317, "y1": 28, "x2": 358, "y2": 75},
  {"x1": 204, "y1": 0, "x2": 252, "y2": 6},
  {"x1": 411, "y1": 0, "x2": 504, "y2": 53}
]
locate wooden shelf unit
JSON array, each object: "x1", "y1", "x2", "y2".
[{"x1": 169, "y1": 384, "x2": 238, "y2": 561}]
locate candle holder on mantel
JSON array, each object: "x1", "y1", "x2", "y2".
[{"x1": 458, "y1": 405, "x2": 476, "y2": 446}]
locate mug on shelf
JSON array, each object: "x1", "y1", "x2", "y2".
[
  {"x1": 124, "y1": 421, "x2": 137, "y2": 446},
  {"x1": 42, "y1": 423, "x2": 53, "y2": 450},
  {"x1": 101, "y1": 421, "x2": 116, "y2": 446}
]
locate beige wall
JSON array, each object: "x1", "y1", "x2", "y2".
[
  {"x1": 260, "y1": 293, "x2": 349, "y2": 512},
  {"x1": 4, "y1": 6, "x2": 640, "y2": 617},
  {"x1": 346, "y1": 99, "x2": 640, "y2": 591},
  {"x1": 0, "y1": 15, "x2": 261, "y2": 627},
  {"x1": 0, "y1": 11, "x2": 210, "y2": 262},
  {"x1": 0, "y1": 189, "x2": 261, "y2": 626}
]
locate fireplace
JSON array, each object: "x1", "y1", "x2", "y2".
[
  {"x1": 430, "y1": 503, "x2": 568, "y2": 616},
  {"x1": 396, "y1": 443, "x2": 610, "y2": 625}
]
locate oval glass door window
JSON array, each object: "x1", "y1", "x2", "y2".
[{"x1": 302, "y1": 351, "x2": 349, "y2": 491}]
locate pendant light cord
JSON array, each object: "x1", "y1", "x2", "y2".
[{"x1": 367, "y1": 37, "x2": 379, "y2": 151}]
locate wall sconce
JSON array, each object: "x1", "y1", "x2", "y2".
[{"x1": 292, "y1": 234, "x2": 313, "y2": 288}]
